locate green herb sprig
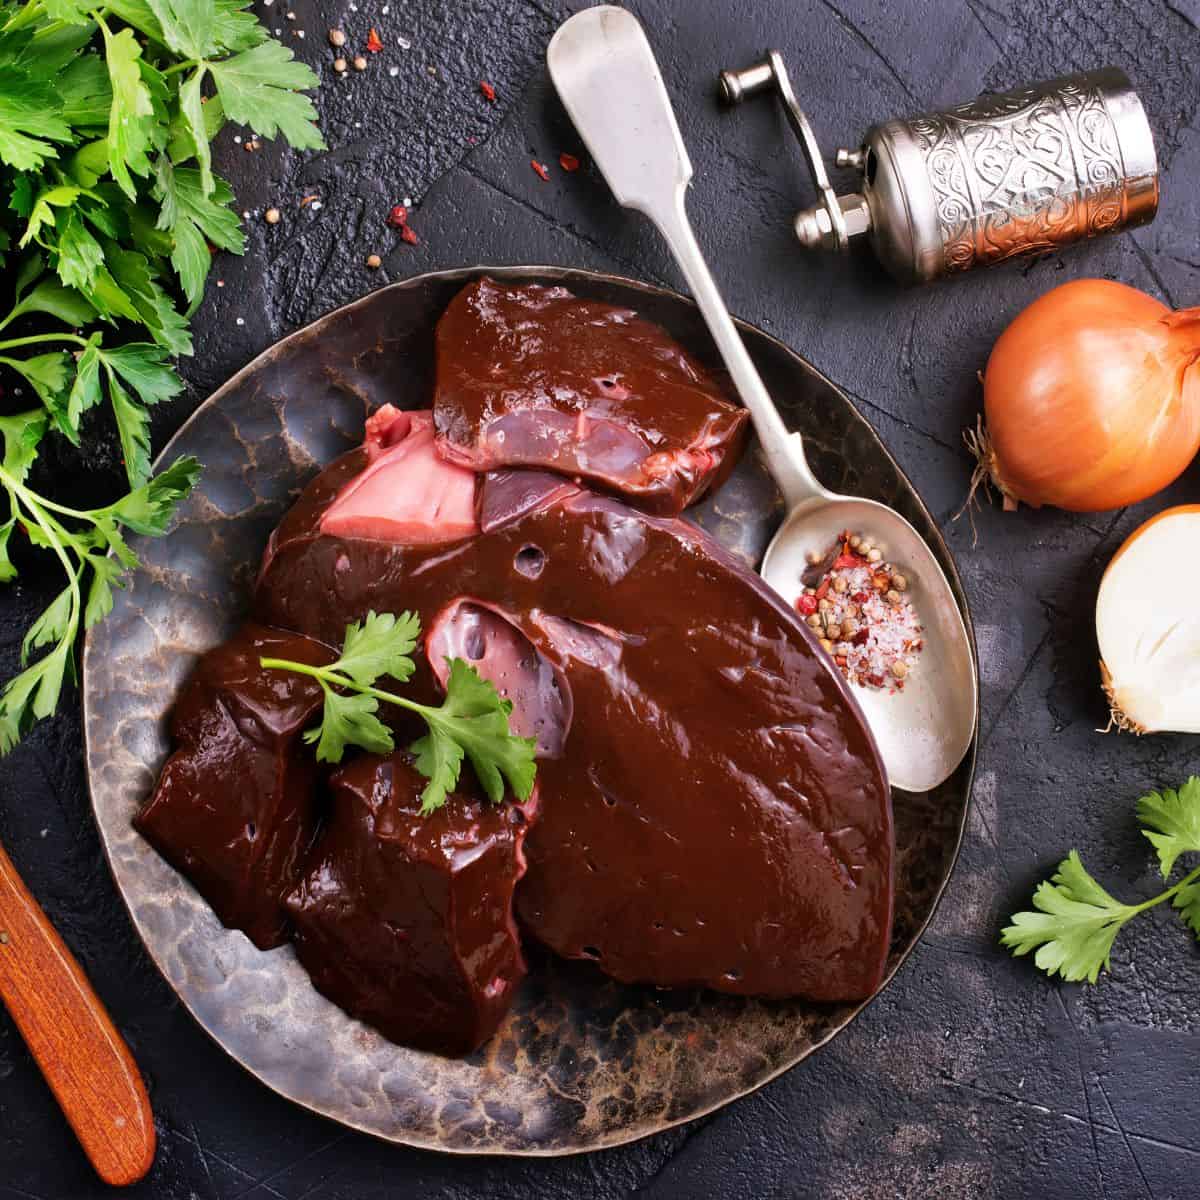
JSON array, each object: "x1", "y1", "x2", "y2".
[
  {"x1": 1002, "y1": 777, "x2": 1200, "y2": 983},
  {"x1": 261, "y1": 611, "x2": 539, "y2": 816},
  {"x1": 0, "y1": 0, "x2": 324, "y2": 748}
]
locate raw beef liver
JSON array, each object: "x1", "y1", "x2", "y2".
[
  {"x1": 432, "y1": 278, "x2": 748, "y2": 516},
  {"x1": 256, "y1": 434, "x2": 894, "y2": 1003},
  {"x1": 135, "y1": 624, "x2": 334, "y2": 949},
  {"x1": 285, "y1": 753, "x2": 537, "y2": 1056}
]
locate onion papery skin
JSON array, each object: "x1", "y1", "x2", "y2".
[
  {"x1": 983, "y1": 280, "x2": 1200, "y2": 512},
  {"x1": 1097, "y1": 504, "x2": 1200, "y2": 735}
]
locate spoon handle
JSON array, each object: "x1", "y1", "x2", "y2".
[
  {"x1": 547, "y1": 5, "x2": 826, "y2": 509},
  {"x1": 0, "y1": 839, "x2": 156, "y2": 1186}
]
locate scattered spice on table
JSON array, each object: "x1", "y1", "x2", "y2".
[
  {"x1": 386, "y1": 204, "x2": 408, "y2": 227},
  {"x1": 531, "y1": 159, "x2": 550, "y2": 181},
  {"x1": 333, "y1": 56, "x2": 347, "y2": 72},
  {"x1": 559, "y1": 151, "x2": 580, "y2": 171},
  {"x1": 300, "y1": 194, "x2": 321, "y2": 208},
  {"x1": 329, "y1": 27, "x2": 345, "y2": 46},
  {"x1": 795, "y1": 531, "x2": 922, "y2": 691},
  {"x1": 480, "y1": 80, "x2": 496, "y2": 102},
  {"x1": 264, "y1": 207, "x2": 281, "y2": 224},
  {"x1": 399, "y1": 224, "x2": 419, "y2": 245},
  {"x1": 365, "y1": 253, "x2": 382, "y2": 269},
  {"x1": 366, "y1": 26, "x2": 383, "y2": 52},
  {"x1": 353, "y1": 54, "x2": 367, "y2": 70}
]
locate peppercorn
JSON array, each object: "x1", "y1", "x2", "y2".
[
  {"x1": 819, "y1": 638, "x2": 833, "y2": 653},
  {"x1": 886, "y1": 589, "x2": 902, "y2": 606},
  {"x1": 832, "y1": 576, "x2": 848, "y2": 594},
  {"x1": 891, "y1": 572, "x2": 907, "y2": 591},
  {"x1": 867, "y1": 547, "x2": 882, "y2": 563},
  {"x1": 264, "y1": 207, "x2": 280, "y2": 224},
  {"x1": 806, "y1": 550, "x2": 821, "y2": 565},
  {"x1": 891, "y1": 660, "x2": 908, "y2": 679},
  {"x1": 365, "y1": 253, "x2": 382, "y2": 269},
  {"x1": 353, "y1": 54, "x2": 367, "y2": 70}
]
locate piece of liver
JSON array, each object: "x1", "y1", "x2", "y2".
[
  {"x1": 432, "y1": 278, "x2": 749, "y2": 516},
  {"x1": 135, "y1": 623, "x2": 334, "y2": 949},
  {"x1": 257, "y1": 443, "x2": 894, "y2": 1003},
  {"x1": 285, "y1": 753, "x2": 537, "y2": 1056}
]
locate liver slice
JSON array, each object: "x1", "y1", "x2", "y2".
[
  {"x1": 285, "y1": 753, "x2": 536, "y2": 1056},
  {"x1": 257, "y1": 445, "x2": 894, "y2": 1003},
  {"x1": 432, "y1": 278, "x2": 749, "y2": 517},
  {"x1": 135, "y1": 624, "x2": 334, "y2": 949}
]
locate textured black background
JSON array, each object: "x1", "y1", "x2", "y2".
[{"x1": 2, "y1": 0, "x2": 1200, "y2": 1196}]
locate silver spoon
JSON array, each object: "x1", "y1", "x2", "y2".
[{"x1": 547, "y1": 6, "x2": 976, "y2": 793}]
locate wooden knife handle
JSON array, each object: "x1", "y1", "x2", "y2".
[{"x1": 0, "y1": 840, "x2": 155, "y2": 1187}]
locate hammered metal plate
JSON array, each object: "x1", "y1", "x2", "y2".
[{"x1": 82, "y1": 266, "x2": 977, "y2": 1155}]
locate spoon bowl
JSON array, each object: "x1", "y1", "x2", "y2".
[
  {"x1": 761, "y1": 495, "x2": 976, "y2": 793},
  {"x1": 549, "y1": 4, "x2": 977, "y2": 791}
]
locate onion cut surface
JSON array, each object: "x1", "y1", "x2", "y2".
[{"x1": 1097, "y1": 505, "x2": 1200, "y2": 733}]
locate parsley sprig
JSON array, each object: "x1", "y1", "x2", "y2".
[
  {"x1": 1002, "y1": 777, "x2": 1200, "y2": 983},
  {"x1": 261, "y1": 611, "x2": 539, "y2": 816},
  {"x1": 0, "y1": 0, "x2": 323, "y2": 748}
]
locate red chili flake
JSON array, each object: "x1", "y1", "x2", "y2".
[
  {"x1": 531, "y1": 159, "x2": 550, "y2": 181},
  {"x1": 814, "y1": 577, "x2": 830, "y2": 600},
  {"x1": 832, "y1": 553, "x2": 863, "y2": 570},
  {"x1": 559, "y1": 151, "x2": 580, "y2": 172},
  {"x1": 366, "y1": 26, "x2": 383, "y2": 52},
  {"x1": 795, "y1": 594, "x2": 817, "y2": 616},
  {"x1": 386, "y1": 204, "x2": 408, "y2": 228},
  {"x1": 399, "y1": 224, "x2": 419, "y2": 245},
  {"x1": 480, "y1": 80, "x2": 496, "y2": 102},
  {"x1": 852, "y1": 628, "x2": 870, "y2": 646},
  {"x1": 852, "y1": 591, "x2": 870, "y2": 604}
]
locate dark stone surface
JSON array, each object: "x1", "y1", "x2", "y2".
[{"x1": 0, "y1": 0, "x2": 1198, "y2": 1195}]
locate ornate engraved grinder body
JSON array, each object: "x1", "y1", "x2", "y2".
[{"x1": 719, "y1": 56, "x2": 1159, "y2": 283}]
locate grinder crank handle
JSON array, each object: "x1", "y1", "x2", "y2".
[
  {"x1": 0, "y1": 839, "x2": 156, "y2": 1186},
  {"x1": 546, "y1": 5, "x2": 829, "y2": 511}
]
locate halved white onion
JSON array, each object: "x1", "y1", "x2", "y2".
[{"x1": 1097, "y1": 505, "x2": 1200, "y2": 733}]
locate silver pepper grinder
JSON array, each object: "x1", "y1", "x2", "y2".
[{"x1": 719, "y1": 54, "x2": 1159, "y2": 283}]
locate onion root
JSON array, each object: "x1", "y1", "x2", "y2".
[{"x1": 1099, "y1": 659, "x2": 1147, "y2": 736}]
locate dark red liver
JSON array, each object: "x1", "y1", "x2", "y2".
[
  {"x1": 285, "y1": 753, "x2": 536, "y2": 1056},
  {"x1": 135, "y1": 624, "x2": 334, "y2": 949},
  {"x1": 257, "y1": 452, "x2": 894, "y2": 1002},
  {"x1": 432, "y1": 278, "x2": 748, "y2": 517}
]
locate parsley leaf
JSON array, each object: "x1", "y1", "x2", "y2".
[
  {"x1": 336, "y1": 610, "x2": 419, "y2": 686},
  {"x1": 1136, "y1": 777, "x2": 1200, "y2": 879},
  {"x1": 146, "y1": 0, "x2": 217, "y2": 60},
  {"x1": 1004, "y1": 779, "x2": 1200, "y2": 984},
  {"x1": 209, "y1": 40, "x2": 324, "y2": 149},
  {"x1": 262, "y1": 614, "x2": 538, "y2": 814},
  {"x1": 100, "y1": 23, "x2": 155, "y2": 199},
  {"x1": 303, "y1": 689, "x2": 393, "y2": 763},
  {"x1": 0, "y1": 73, "x2": 71, "y2": 170},
  {"x1": 1001, "y1": 852, "x2": 1135, "y2": 984},
  {"x1": 104, "y1": 455, "x2": 201, "y2": 534},
  {"x1": 1173, "y1": 877, "x2": 1200, "y2": 938},
  {"x1": 155, "y1": 161, "x2": 244, "y2": 308},
  {"x1": 409, "y1": 720, "x2": 465, "y2": 816},
  {"x1": 420, "y1": 657, "x2": 538, "y2": 808}
]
